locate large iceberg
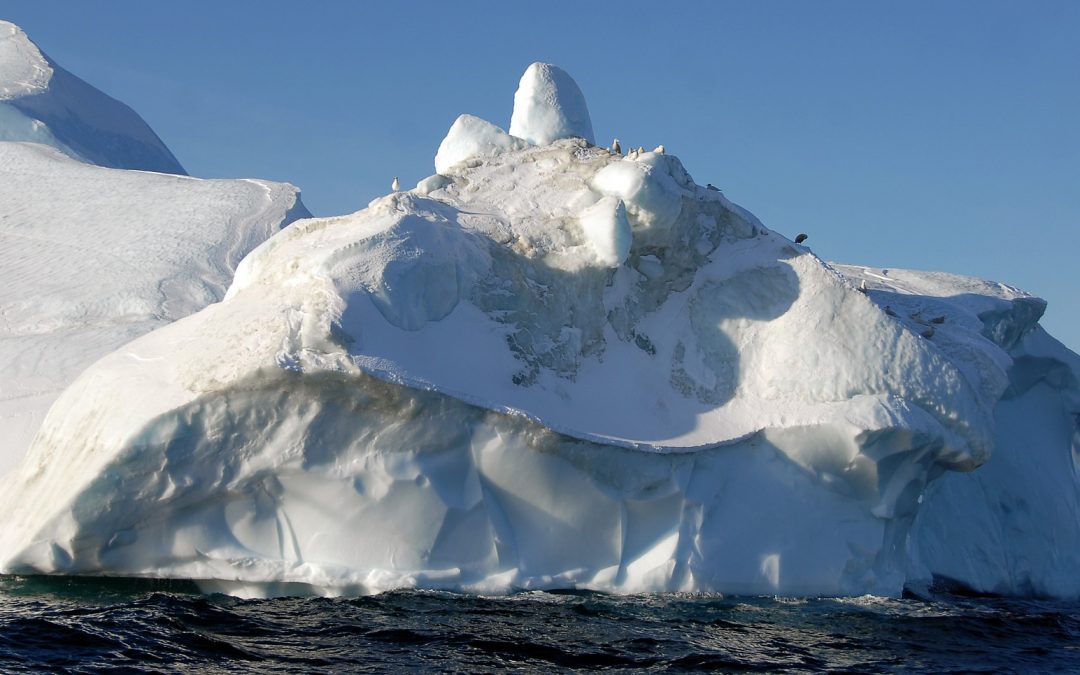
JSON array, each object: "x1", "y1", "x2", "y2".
[
  {"x1": 1, "y1": 62, "x2": 1077, "y2": 599},
  {"x1": 0, "y1": 20, "x2": 185, "y2": 174}
]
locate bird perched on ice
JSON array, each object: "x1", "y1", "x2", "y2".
[
  {"x1": 627, "y1": 148, "x2": 638, "y2": 160},
  {"x1": 637, "y1": 146, "x2": 645, "y2": 154},
  {"x1": 611, "y1": 138, "x2": 622, "y2": 154},
  {"x1": 706, "y1": 183, "x2": 720, "y2": 191},
  {"x1": 794, "y1": 233, "x2": 808, "y2": 244},
  {"x1": 654, "y1": 144, "x2": 665, "y2": 154},
  {"x1": 391, "y1": 177, "x2": 400, "y2": 192}
]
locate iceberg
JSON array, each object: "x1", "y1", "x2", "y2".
[
  {"x1": 1, "y1": 62, "x2": 1077, "y2": 600},
  {"x1": 0, "y1": 23, "x2": 310, "y2": 480},
  {"x1": 0, "y1": 20, "x2": 185, "y2": 174}
]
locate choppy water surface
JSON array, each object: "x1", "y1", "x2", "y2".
[{"x1": 1, "y1": 577, "x2": 1078, "y2": 673}]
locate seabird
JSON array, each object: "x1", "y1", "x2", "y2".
[
  {"x1": 654, "y1": 144, "x2": 665, "y2": 154},
  {"x1": 637, "y1": 146, "x2": 645, "y2": 154},
  {"x1": 612, "y1": 138, "x2": 622, "y2": 154},
  {"x1": 858, "y1": 279, "x2": 868, "y2": 293},
  {"x1": 794, "y1": 233, "x2": 808, "y2": 244},
  {"x1": 706, "y1": 183, "x2": 720, "y2": 191},
  {"x1": 391, "y1": 177, "x2": 400, "y2": 192}
]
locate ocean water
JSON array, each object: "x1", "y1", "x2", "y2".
[{"x1": 1, "y1": 576, "x2": 1078, "y2": 673}]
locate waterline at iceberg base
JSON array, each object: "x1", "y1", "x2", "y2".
[{"x1": 1, "y1": 61, "x2": 1078, "y2": 599}]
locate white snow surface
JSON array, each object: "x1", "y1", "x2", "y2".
[
  {"x1": 0, "y1": 142, "x2": 308, "y2": 479},
  {"x1": 0, "y1": 21, "x2": 185, "y2": 174},
  {"x1": 2, "y1": 63, "x2": 1078, "y2": 600},
  {"x1": 509, "y1": 62, "x2": 594, "y2": 146}
]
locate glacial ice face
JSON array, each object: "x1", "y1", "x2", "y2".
[
  {"x1": 509, "y1": 62, "x2": 595, "y2": 146},
  {"x1": 833, "y1": 265, "x2": 1080, "y2": 597},
  {"x1": 0, "y1": 361, "x2": 914, "y2": 598},
  {"x1": 0, "y1": 20, "x2": 185, "y2": 174},
  {"x1": 909, "y1": 326, "x2": 1080, "y2": 597}
]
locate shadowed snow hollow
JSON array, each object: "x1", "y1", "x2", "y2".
[
  {"x1": 0, "y1": 20, "x2": 185, "y2": 174},
  {"x1": 2, "y1": 62, "x2": 1078, "y2": 600}
]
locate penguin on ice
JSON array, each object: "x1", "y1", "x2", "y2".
[
  {"x1": 611, "y1": 138, "x2": 622, "y2": 154},
  {"x1": 795, "y1": 233, "x2": 808, "y2": 244},
  {"x1": 653, "y1": 144, "x2": 665, "y2": 154},
  {"x1": 391, "y1": 177, "x2": 400, "y2": 192}
]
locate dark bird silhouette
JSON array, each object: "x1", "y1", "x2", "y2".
[{"x1": 794, "y1": 233, "x2": 808, "y2": 244}]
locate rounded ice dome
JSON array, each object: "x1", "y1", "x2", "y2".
[{"x1": 509, "y1": 62, "x2": 595, "y2": 146}]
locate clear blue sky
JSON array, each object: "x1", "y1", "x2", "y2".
[{"x1": 6, "y1": 1, "x2": 1079, "y2": 350}]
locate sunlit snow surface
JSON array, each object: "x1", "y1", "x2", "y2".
[
  {"x1": 0, "y1": 143, "x2": 308, "y2": 478},
  {"x1": 1, "y1": 60, "x2": 1078, "y2": 600}
]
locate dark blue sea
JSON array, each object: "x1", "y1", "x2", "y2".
[{"x1": 2, "y1": 576, "x2": 1078, "y2": 673}]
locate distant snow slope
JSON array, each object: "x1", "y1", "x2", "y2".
[
  {"x1": 0, "y1": 20, "x2": 185, "y2": 174},
  {"x1": 1, "y1": 62, "x2": 1077, "y2": 600},
  {"x1": 0, "y1": 142, "x2": 308, "y2": 479}
]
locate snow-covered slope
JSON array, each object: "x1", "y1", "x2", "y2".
[
  {"x1": 1, "y1": 62, "x2": 1076, "y2": 599},
  {"x1": 0, "y1": 20, "x2": 185, "y2": 174},
  {"x1": 0, "y1": 142, "x2": 309, "y2": 479}
]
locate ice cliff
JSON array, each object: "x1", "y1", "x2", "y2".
[
  {"x1": 0, "y1": 20, "x2": 185, "y2": 174},
  {"x1": 1, "y1": 61, "x2": 1077, "y2": 600}
]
